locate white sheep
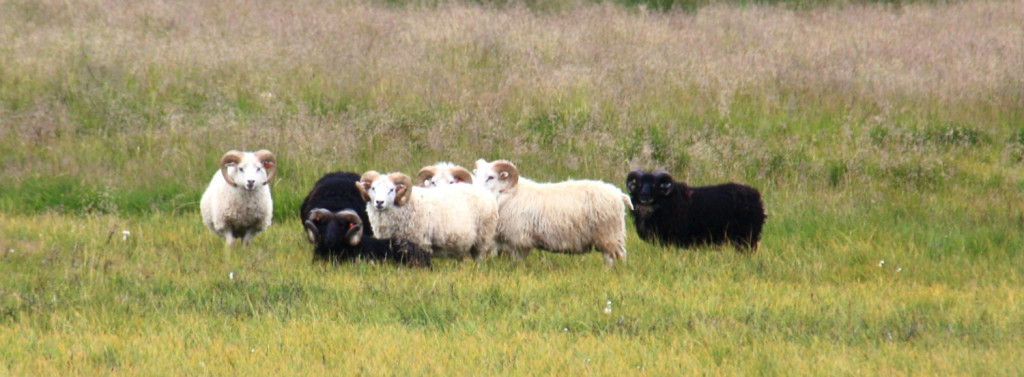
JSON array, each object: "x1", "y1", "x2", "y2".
[
  {"x1": 416, "y1": 162, "x2": 474, "y2": 187},
  {"x1": 356, "y1": 171, "x2": 498, "y2": 260},
  {"x1": 473, "y1": 159, "x2": 633, "y2": 267},
  {"x1": 200, "y1": 149, "x2": 277, "y2": 247}
]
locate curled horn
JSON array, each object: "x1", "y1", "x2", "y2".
[
  {"x1": 417, "y1": 166, "x2": 438, "y2": 187},
  {"x1": 303, "y1": 208, "x2": 334, "y2": 244},
  {"x1": 491, "y1": 160, "x2": 519, "y2": 187},
  {"x1": 390, "y1": 173, "x2": 413, "y2": 207},
  {"x1": 337, "y1": 209, "x2": 364, "y2": 246},
  {"x1": 450, "y1": 166, "x2": 473, "y2": 184},
  {"x1": 356, "y1": 171, "x2": 381, "y2": 202},
  {"x1": 219, "y1": 150, "x2": 245, "y2": 186},
  {"x1": 254, "y1": 150, "x2": 277, "y2": 185}
]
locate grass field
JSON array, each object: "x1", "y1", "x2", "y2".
[{"x1": 2, "y1": 0, "x2": 1023, "y2": 375}]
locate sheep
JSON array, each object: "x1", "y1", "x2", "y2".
[
  {"x1": 303, "y1": 208, "x2": 432, "y2": 267},
  {"x1": 356, "y1": 171, "x2": 498, "y2": 260},
  {"x1": 625, "y1": 169, "x2": 766, "y2": 251},
  {"x1": 416, "y1": 162, "x2": 474, "y2": 188},
  {"x1": 299, "y1": 171, "x2": 373, "y2": 239},
  {"x1": 200, "y1": 149, "x2": 276, "y2": 247},
  {"x1": 473, "y1": 159, "x2": 633, "y2": 267}
]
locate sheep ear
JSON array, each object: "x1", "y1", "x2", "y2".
[
  {"x1": 394, "y1": 183, "x2": 408, "y2": 206},
  {"x1": 475, "y1": 159, "x2": 488, "y2": 169},
  {"x1": 417, "y1": 166, "x2": 437, "y2": 187},
  {"x1": 391, "y1": 173, "x2": 413, "y2": 206},
  {"x1": 626, "y1": 170, "x2": 644, "y2": 191},
  {"x1": 219, "y1": 150, "x2": 244, "y2": 186},
  {"x1": 254, "y1": 150, "x2": 276, "y2": 185},
  {"x1": 450, "y1": 167, "x2": 473, "y2": 184},
  {"x1": 303, "y1": 220, "x2": 320, "y2": 244}
]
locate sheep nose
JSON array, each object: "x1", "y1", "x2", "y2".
[{"x1": 375, "y1": 200, "x2": 384, "y2": 208}]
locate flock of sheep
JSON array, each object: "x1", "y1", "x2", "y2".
[{"x1": 200, "y1": 149, "x2": 768, "y2": 268}]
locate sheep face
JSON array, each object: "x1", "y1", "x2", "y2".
[
  {"x1": 417, "y1": 163, "x2": 473, "y2": 187},
  {"x1": 474, "y1": 159, "x2": 518, "y2": 195},
  {"x1": 627, "y1": 169, "x2": 685, "y2": 207},
  {"x1": 304, "y1": 209, "x2": 363, "y2": 249},
  {"x1": 366, "y1": 173, "x2": 413, "y2": 210},
  {"x1": 221, "y1": 150, "x2": 277, "y2": 191}
]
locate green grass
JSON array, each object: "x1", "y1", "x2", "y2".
[{"x1": 2, "y1": 0, "x2": 1023, "y2": 375}]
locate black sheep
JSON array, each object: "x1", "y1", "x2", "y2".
[
  {"x1": 300, "y1": 171, "x2": 371, "y2": 236},
  {"x1": 625, "y1": 169, "x2": 766, "y2": 251},
  {"x1": 303, "y1": 208, "x2": 432, "y2": 267}
]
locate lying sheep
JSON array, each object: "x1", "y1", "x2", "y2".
[
  {"x1": 303, "y1": 208, "x2": 431, "y2": 267},
  {"x1": 626, "y1": 169, "x2": 766, "y2": 251},
  {"x1": 300, "y1": 171, "x2": 373, "y2": 239},
  {"x1": 416, "y1": 162, "x2": 474, "y2": 187},
  {"x1": 356, "y1": 171, "x2": 498, "y2": 260},
  {"x1": 474, "y1": 159, "x2": 632, "y2": 267},
  {"x1": 200, "y1": 149, "x2": 276, "y2": 247}
]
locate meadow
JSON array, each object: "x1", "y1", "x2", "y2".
[{"x1": 1, "y1": 0, "x2": 1023, "y2": 375}]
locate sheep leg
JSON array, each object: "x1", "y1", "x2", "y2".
[
  {"x1": 512, "y1": 248, "x2": 530, "y2": 262},
  {"x1": 598, "y1": 241, "x2": 627, "y2": 267},
  {"x1": 223, "y1": 233, "x2": 236, "y2": 247},
  {"x1": 241, "y1": 230, "x2": 259, "y2": 248}
]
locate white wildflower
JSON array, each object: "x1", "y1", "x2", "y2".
[
  {"x1": 122, "y1": 230, "x2": 131, "y2": 241},
  {"x1": 878, "y1": 260, "x2": 885, "y2": 267},
  {"x1": 604, "y1": 300, "x2": 613, "y2": 314}
]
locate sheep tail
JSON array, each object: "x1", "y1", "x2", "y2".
[{"x1": 621, "y1": 193, "x2": 633, "y2": 211}]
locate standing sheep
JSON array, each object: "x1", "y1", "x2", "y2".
[
  {"x1": 625, "y1": 169, "x2": 766, "y2": 251},
  {"x1": 474, "y1": 159, "x2": 632, "y2": 267},
  {"x1": 200, "y1": 149, "x2": 277, "y2": 247},
  {"x1": 357, "y1": 171, "x2": 498, "y2": 260},
  {"x1": 303, "y1": 208, "x2": 431, "y2": 267}
]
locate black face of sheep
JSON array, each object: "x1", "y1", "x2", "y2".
[
  {"x1": 626, "y1": 169, "x2": 766, "y2": 252},
  {"x1": 300, "y1": 171, "x2": 372, "y2": 237},
  {"x1": 303, "y1": 209, "x2": 431, "y2": 268},
  {"x1": 304, "y1": 208, "x2": 362, "y2": 255},
  {"x1": 627, "y1": 169, "x2": 678, "y2": 207}
]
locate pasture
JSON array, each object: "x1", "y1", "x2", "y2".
[{"x1": 2, "y1": 0, "x2": 1023, "y2": 374}]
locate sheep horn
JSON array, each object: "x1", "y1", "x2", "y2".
[
  {"x1": 219, "y1": 150, "x2": 245, "y2": 186},
  {"x1": 304, "y1": 208, "x2": 334, "y2": 243},
  {"x1": 416, "y1": 166, "x2": 438, "y2": 187},
  {"x1": 390, "y1": 173, "x2": 413, "y2": 206},
  {"x1": 492, "y1": 160, "x2": 519, "y2": 187},
  {"x1": 450, "y1": 166, "x2": 473, "y2": 184},
  {"x1": 357, "y1": 171, "x2": 380, "y2": 202},
  {"x1": 337, "y1": 209, "x2": 364, "y2": 246},
  {"x1": 303, "y1": 220, "x2": 320, "y2": 244},
  {"x1": 254, "y1": 149, "x2": 277, "y2": 185}
]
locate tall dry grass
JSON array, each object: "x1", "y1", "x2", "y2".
[{"x1": 2, "y1": 0, "x2": 1021, "y2": 194}]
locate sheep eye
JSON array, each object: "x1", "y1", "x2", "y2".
[
  {"x1": 659, "y1": 182, "x2": 672, "y2": 189},
  {"x1": 238, "y1": 167, "x2": 244, "y2": 173}
]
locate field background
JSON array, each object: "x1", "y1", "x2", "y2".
[{"x1": 2, "y1": 0, "x2": 1023, "y2": 375}]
